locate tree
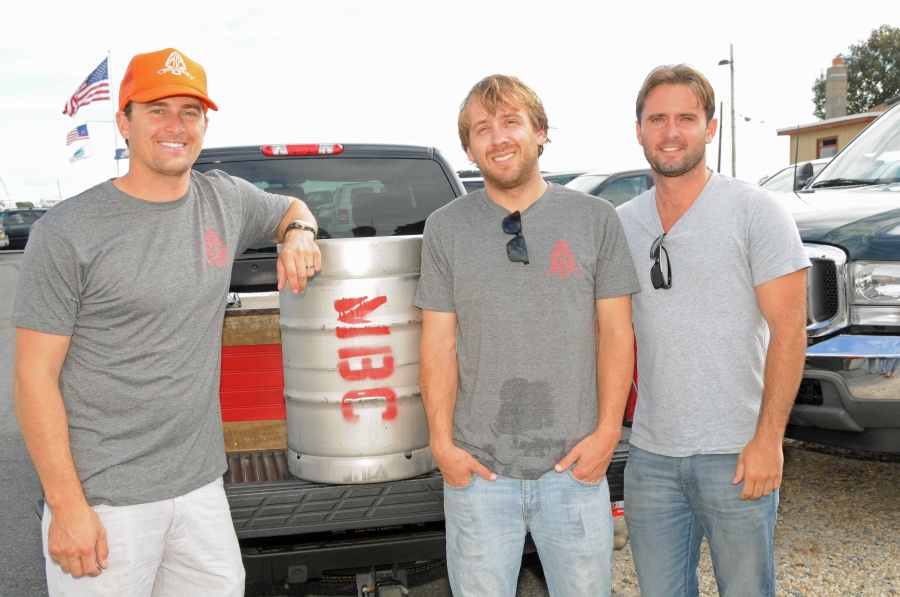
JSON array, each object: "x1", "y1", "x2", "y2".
[{"x1": 812, "y1": 25, "x2": 900, "y2": 119}]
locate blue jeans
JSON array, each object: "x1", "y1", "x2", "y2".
[
  {"x1": 624, "y1": 445, "x2": 778, "y2": 597},
  {"x1": 443, "y1": 468, "x2": 613, "y2": 597}
]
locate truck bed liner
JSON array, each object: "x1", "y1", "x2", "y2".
[
  {"x1": 225, "y1": 433, "x2": 629, "y2": 541},
  {"x1": 226, "y1": 451, "x2": 444, "y2": 540}
]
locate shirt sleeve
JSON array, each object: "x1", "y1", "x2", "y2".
[
  {"x1": 593, "y1": 204, "x2": 641, "y2": 300},
  {"x1": 414, "y1": 213, "x2": 456, "y2": 313},
  {"x1": 11, "y1": 221, "x2": 80, "y2": 336},
  {"x1": 748, "y1": 192, "x2": 811, "y2": 287},
  {"x1": 207, "y1": 171, "x2": 292, "y2": 255}
]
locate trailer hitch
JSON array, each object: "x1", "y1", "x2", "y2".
[{"x1": 356, "y1": 565, "x2": 409, "y2": 596}]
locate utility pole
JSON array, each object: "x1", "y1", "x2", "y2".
[
  {"x1": 717, "y1": 101, "x2": 723, "y2": 173},
  {"x1": 719, "y1": 44, "x2": 736, "y2": 178}
]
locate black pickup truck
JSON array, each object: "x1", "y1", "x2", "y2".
[
  {"x1": 190, "y1": 143, "x2": 630, "y2": 594},
  {"x1": 776, "y1": 101, "x2": 900, "y2": 453}
]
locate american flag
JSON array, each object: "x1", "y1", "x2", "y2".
[
  {"x1": 66, "y1": 124, "x2": 89, "y2": 145},
  {"x1": 62, "y1": 58, "x2": 110, "y2": 117}
]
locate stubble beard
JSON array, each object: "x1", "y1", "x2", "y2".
[
  {"x1": 151, "y1": 162, "x2": 191, "y2": 178},
  {"x1": 148, "y1": 150, "x2": 195, "y2": 179},
  {"x1": 645, "y1": 141, "x2": 706, "y2": 178},
  {"x1": 479, "y1": 145, "x2": 540, "y2": 190}
]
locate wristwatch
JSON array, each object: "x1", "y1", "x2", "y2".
[{"x1": 284, "y1": 220, "x2": 317, "y2": 239}]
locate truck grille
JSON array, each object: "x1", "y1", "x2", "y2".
[{"x1": 804, "y1": 244, "x2": 849, "y2": 338}]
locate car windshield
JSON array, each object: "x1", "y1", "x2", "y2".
[
  {"x1": 810, "y1": 105, "x2": 900, "y2": 188},
  {"x1": 565, "y1": 174, "x2": 609, "y2": 193}
]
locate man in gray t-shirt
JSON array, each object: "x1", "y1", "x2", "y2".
[
  {"x1": 13, "y1": 48, "x2": 321, "y2": 596},
  {"x1": 415, "y1": 75, "x2": 638, "y2": 596},
  {"x1": 617, "y1": 64, "x2": 809, "y2": 597}
]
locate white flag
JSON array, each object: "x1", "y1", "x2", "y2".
[{"x1": 69, "y1": 145, "x2": 92, "y2": 163}]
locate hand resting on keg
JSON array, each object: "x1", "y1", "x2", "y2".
[{"x1": 276, "y1": 199, "x2": 322, "y2": 294}]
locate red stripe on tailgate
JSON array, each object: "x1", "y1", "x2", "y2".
[{"x1": 220, "y1": 344, "x2": 286, "y2": 422}]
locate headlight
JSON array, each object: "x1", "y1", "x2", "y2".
[
  {"x1": 851, "y1": 262, "x2": 900, "y2": 326},
  {"x1": 853, "y1": 262, "x2": 900, "y2": 304}
]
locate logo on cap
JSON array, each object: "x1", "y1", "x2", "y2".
[{"x1": 157, "y1": 52, "x2": 195, "y2": 80}]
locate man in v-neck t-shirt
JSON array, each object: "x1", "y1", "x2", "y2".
[{"x1": 617, "y1": 64, "x2": 810, "y2": 597}]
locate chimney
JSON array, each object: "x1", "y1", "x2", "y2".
[{"x1": 825, "y1": 57, "x2": 847, "y2": 120}]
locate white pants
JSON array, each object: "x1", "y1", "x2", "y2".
[{"x1": 43, "y1": 477, "x2": 245, "y2": 597}]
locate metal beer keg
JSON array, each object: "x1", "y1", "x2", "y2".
[{"x1": 280, "y1": 236, "x2": 435, "y2": 483}]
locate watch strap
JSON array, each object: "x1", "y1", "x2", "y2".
[{"x1": 284, "y1": 220, "x2": 317, "y2": 238}]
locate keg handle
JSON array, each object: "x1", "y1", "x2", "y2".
[{"x1": 226, "y1": 292, "x2": 242, "y2": 309}]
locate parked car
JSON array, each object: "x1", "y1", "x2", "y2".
[
  {"x1": 759, "y1": 158, "x2": 831, "y2": 193},
  {"x1": 565, "y1": 169, "x2": 655, "y2": 207},
  {"x1": 459, "y1": 176, "x2": 486, "y2": 193},
  {"x1": 458, "y1": 170, "x2": 587, "y2": 194},
  {"x1": 541, "y1": 170, "x2": 587, "y2": 186},
  {"x1": 775, "y1": 102, "x2": 900, "y2": 453},
  {"x1": 0, "y1": 207, "x2": 48, "y2": 250}
]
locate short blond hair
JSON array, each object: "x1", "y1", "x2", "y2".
[{"x1": 458, "y1": 75, "x2": 550, "y2": 156}]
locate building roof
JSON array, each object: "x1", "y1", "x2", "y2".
[{"x1": 776, "y1": 111, "x2": 882, "y2": 137}]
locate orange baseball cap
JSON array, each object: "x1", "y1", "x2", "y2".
[{"x1": 118, "y1": 48, "x2": 218, "y2": 112}]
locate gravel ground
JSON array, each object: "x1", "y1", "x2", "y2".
[{"x1": 610, "y1": 439, "x2": 900, "y2": 596}]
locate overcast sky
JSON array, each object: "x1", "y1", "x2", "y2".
[{"x1": 0, "y1": 1, "x2": 896, "y2": 203}]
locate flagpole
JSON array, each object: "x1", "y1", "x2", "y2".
[
  {"x1": 0, "y1": 172, "x2": 10, "y2": 203},
  {"x1": 109, "y1": 50, "x2": 120, "y2": 178}
]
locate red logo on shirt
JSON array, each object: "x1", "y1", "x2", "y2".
[
  {"x1": 544, "y1": 239, "x2": 582, "y2": 278},
  {"x1": 205, "y1": 227, "x2": 228, "y2": 268}
]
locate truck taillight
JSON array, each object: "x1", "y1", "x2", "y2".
[
  {"x1": 260, "y1": 144, "x2": 344, "y2": 156},
  {"x1": 337, "y1": 209, "x2": 350, "y2": 225}
]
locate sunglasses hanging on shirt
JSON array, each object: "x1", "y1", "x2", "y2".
[
  {"x1": 650, "y1": 232, "x2": 671, "y2": 289},
  {"x1": 502, "y1": 210, "x2": 529, "y2": 265}
]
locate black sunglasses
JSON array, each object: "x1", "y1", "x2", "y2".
[
  {"x1": 502, "y1": 210, "x2": 529, "y2": 265},
  {"x1": 650, "y1": 232, "x2": 671, "y2": 289}
]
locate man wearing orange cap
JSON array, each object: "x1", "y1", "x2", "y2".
[{"x1": 13, "y1": 48, "x2": 320, "y2": 595}]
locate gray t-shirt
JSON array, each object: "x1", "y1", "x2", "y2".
[
  {"x1": 414, "y1": 184, "x2": 639, "y2": 479},
  {"x1": 616, "y1": 172, "x2": 810, "y2": 457},
  {"x1": 12, "y1": 170, "x2": 289, "y2": 506}
]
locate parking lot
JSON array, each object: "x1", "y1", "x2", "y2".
[{"x1": 1, "y1": 323, "x2": 896, "y2": 596}]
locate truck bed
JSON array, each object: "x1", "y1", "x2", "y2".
[{"x1": 225, "y1": 429, "x2": 630, "y2": 541}]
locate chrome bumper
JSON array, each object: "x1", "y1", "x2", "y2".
[
  {"x1": 791, "y1": 335, "x2": 900, "y2": 434},
  {"x1": 805, "y1": 335, "x2": 900, "y2": 359}
]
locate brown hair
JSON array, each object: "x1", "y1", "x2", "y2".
[
  {"x1": 636, "y1": 64, "x2": 716, "y2": 123},
  {"x1": 458, "y1": 74, "x2": 550, "y2": 156}
]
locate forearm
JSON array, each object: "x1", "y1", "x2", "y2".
[
  {"x1": 595, "y1": 297, "x2": 635, "y2": 437},
  {"x1": 275, "y1": 198, "x2": 318, "y2": 242},
  {"x1": 419, "y1": 341, "x2": 459, "y2": 451},
  {"x1": 596, "y1": 329, "x2": 632, "y2": 437},
  {"x1": 756, "y1": 325, "x2": 807, "y2": 442},
  {"x1": 14, "y1": 375, "x2": 87, "y2": 510}
]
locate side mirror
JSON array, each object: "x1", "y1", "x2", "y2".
[{"x1": 794, "y1": 163, "x2": 814, "y2": 191}]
